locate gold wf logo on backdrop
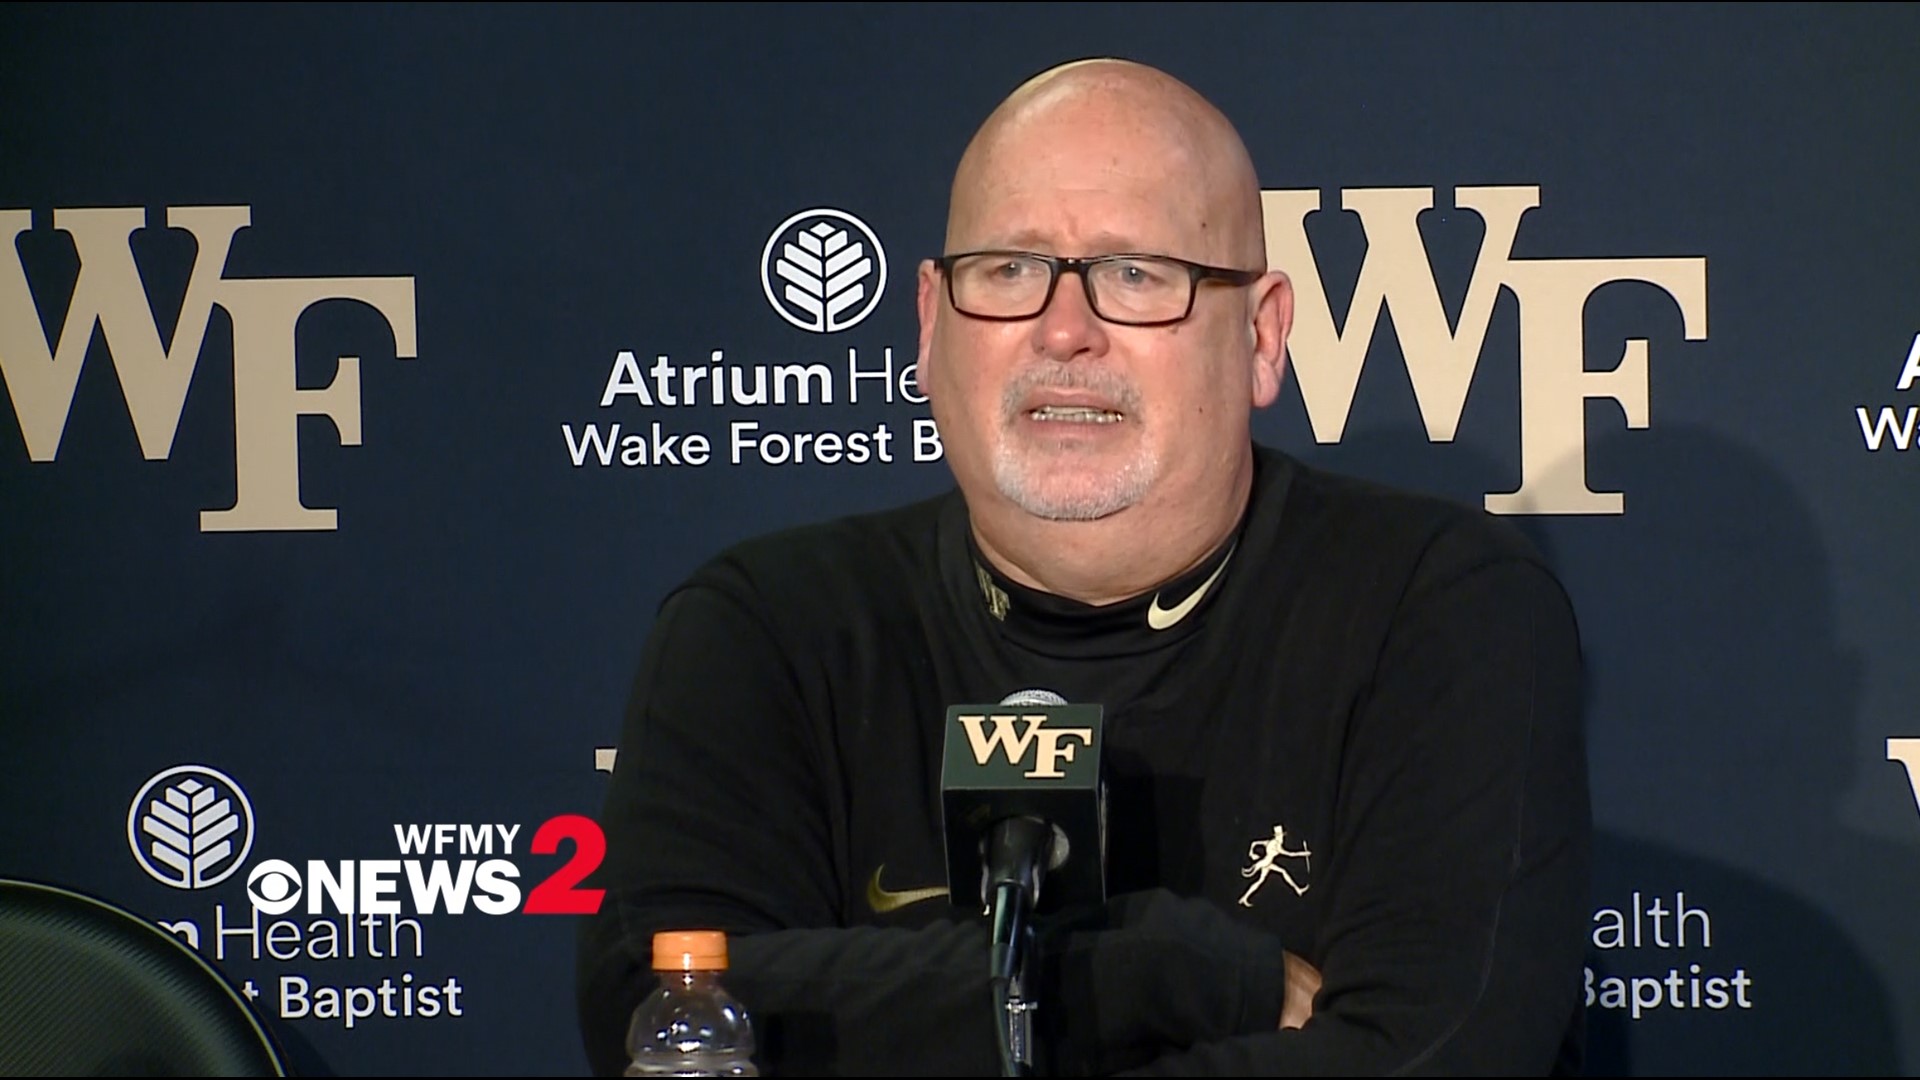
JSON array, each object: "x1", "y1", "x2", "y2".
[
  {"x1": 3, "y1": 189, "x2": 1702, "y2": 532},
  {"x1": 0, "y1": 206, "x2": 416, "y2": 531},
  {"x1": 1263, "y1": 186, "x2": 1706, "y2": 515},
  {"x1": 1889, "y1": 740, "x2": 1920, "y2": 820}
]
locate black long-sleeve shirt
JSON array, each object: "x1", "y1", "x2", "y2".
[{"x1": 578, "y1": 446, "x2": 1590, "y2": 1075}]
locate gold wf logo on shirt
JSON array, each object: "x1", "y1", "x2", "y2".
[
  {"x1": 1, "y1": 207, "x2": 417, "y2": 532},
  {"x1": 958, "y1": 713, "x2": 1095, "y2": 779}
]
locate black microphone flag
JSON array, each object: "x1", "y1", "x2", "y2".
[{"x1": 940, "y1": 697, "x2": 1106, "y2": 913}]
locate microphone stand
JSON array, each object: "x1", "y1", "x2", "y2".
[
  {"x1": 989, "y1": 881, "x2": 1040, "y2": 1076},
  {"x1": 1007, "y1": 916, "x2": 1037, "y2": 1074},
  {"x1": 985, "y1": 818, "x2": 1052, "y2": 1077}
]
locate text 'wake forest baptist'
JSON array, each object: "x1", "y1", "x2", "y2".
[{"x1": 562, "y1": 347, "x2": 944, "y2": 468}]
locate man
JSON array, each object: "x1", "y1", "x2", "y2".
[{"x1": 579, "y1": 59, "x2": 1589, "y2": 1075}]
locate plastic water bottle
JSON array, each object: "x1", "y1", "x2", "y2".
[{"x1": 625, "y1": 929, "x2": 758, "y2": 1077}]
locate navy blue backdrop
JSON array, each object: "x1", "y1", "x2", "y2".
[{"x1": 3, "y1": 4, "x2": 1917, "y2": 1075}]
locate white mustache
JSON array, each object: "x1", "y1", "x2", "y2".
[{"x1": 999, "y1": 366, "x2": 1142, "y2": 422}]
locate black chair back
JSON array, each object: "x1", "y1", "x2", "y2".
[{"x1": 0, "y1": 879, "x2": 289, "y2": 1076}]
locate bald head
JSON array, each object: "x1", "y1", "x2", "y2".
[
  {"x1": 946, "y1": 59, "x2": 1267, "y2": 268},
  {"x1": 914, "y1": 59, "x2": 1294, "y2": 602}
]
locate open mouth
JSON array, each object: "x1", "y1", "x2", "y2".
[{"x1": 1027, "y1": 405, "x2": 1125, "y2": 424}]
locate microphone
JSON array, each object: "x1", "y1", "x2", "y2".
[
  {"x1": 940, "y1": 690, "x2": 1105, "y2": 1075},
  {"x1": 940, "y1": 690, "x2": 1107, "y2": 915}
]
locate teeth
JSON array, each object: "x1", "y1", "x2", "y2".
[{"x1": 1029, "y1": 405, "x2": 1123, "y2": 423}]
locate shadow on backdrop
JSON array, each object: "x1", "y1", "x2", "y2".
[
  {"x1": 1283, "y1": 420, "x2": 1903, "y2": 1075},
  {"x1": 1569, "y1": 421, "x2": 1902, "y2": 1075}
]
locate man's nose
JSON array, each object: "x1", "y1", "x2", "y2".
[{"x1": 1031, "y1": 269, "x2": 1110, "y2": 362}]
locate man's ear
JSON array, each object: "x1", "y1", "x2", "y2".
[
  {"x1": 1249, "y1": 270, "x2": 1293, "y2": 408},
  {"x1": 915, "y1": 259, "x2": 941, "y2": 382}
]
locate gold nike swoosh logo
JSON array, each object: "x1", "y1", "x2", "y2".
[
  {"x1": 1146, "y1": 541, "x2": 1237, "y2": 630},
  {"x1": 866, "y1": 866, "x2": 948, "y2": 914}
]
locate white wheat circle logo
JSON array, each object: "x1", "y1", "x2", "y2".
[
  {"x1": 761, "y1": 208, "x2": 886, "y2": 333},
  {"x1": 127, "y1": 764, "x2": 256, "y2": 889}
]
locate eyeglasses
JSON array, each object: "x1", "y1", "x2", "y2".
[{"x1": 934, "y1": 250, "x2": 1262, "y2": 327}]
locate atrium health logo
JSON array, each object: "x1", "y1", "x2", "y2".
[
  {"x1": 761, "y1": 208, "x2": 886, "y2": 333},
  {"x1": 128, "y1": 764, "x2": 256, "y2": 889}
]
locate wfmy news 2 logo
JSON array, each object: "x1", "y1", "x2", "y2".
[{"x1": 129, "y1": 764, "x2": 606, "y2": 916}]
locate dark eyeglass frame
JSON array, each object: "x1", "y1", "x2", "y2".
[{"x1": 933, "y1": 249, "x2": 1264, "y2": 327}]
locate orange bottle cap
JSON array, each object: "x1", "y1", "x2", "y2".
[{"x1": 651, "y1": 929, "x2": 728, "y2": 972}]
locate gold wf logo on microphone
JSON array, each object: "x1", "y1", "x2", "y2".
[
  {"x1": 957, "y1": 713, "x2": 1096, "y2": 779},
  {"x1": 942, "y1": 704, "x2": 1105, "y2": 912}
]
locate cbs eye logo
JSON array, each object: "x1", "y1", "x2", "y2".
[{"x1": 246, "y1": 859, "x2": 304, "y2": 915}]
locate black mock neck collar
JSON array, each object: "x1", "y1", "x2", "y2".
[{"x1": 962, "y1": 511, "x2": 1245, "y2": 660}]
